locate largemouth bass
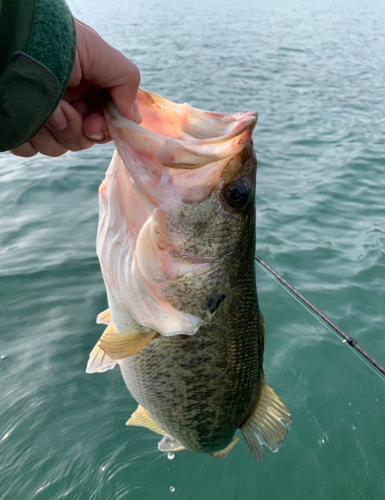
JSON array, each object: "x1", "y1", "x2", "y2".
[{"x1": 87, "y1": 90, "x2": 291, "y2": 460}]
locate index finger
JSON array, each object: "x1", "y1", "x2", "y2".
[{"x1": 71, "y1": 19, "x2": 141, "y2": 123}]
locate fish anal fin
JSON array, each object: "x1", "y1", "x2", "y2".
[
  {"x1": 241, "y1": 379, "x2": 291, "y2": 462},
  {"x1": 99, "y1": 329, "x2": 158, "y2": 359},
  {"x1": 210, "y1": 437, "x2": 239, "y2": 458},
  {"x1": 158, "y1": 435, "x2": 186, "y2": 453},
  {"x1": 97, "y1": 308, "x2": 112, "y2": 325},
  {"x1": 126, "y1": 405, "x2": 167, "y2": 436},
  {"x1": 86, "y1": 323, "x2": 117, "y2": 373}
]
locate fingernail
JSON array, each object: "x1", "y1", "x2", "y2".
[
  {"x1": 133, "y1": 103, "x2": 142, "y2": 124},
  {"x1": 86, "y1": 132, "x2": 105, "y2": 141},
  {"x1": 48, "y1": 106, "x2": 68, "y2": 131},
  {"x1": 134, "y1": 110, "x2": 142, "y2": 124}
]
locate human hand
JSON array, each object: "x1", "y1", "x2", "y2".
[{"x1": 11, "y1": 18, "x2": 141, "y2": 157}]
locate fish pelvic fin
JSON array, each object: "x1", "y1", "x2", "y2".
[
  {"x1": 210, "y1": 437, "x2": 239, "y2": 459},
  {"x1": 86, "y1": 323, "x2": 117, "y2": 374},
  {"x1": 127, "y1": 405, "x2": 168, "y2": 436},
  {"x1": 99, "y1": 329, "x2": 159, "y2": 359},
  {"x1": 96, "y1": 308, "x2": 112, "y2": 325},
  {"x1": 240, "y1": 379, "x2": 291, "y2": 462}
]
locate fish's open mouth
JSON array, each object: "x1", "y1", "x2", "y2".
[
  {"x1": 108, "y1": 89, "x2": 257, "y2": 145},
  {"x1": 104, "y1": 89, "x2": 257, "y2": 206},
  {"x1": 98, "y1": 90, "x2": 258, "y2": 337}
]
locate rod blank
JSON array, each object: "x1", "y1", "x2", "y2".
[{"x1": 255, "y1": 254, "x2": 385, "y2": 377}]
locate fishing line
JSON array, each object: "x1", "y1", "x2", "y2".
[{"x1": 255, "y1": 254, "x2": 385, "y2": 379}]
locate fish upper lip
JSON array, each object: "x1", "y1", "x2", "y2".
[
  {"x1": 105, "y1": 90, "x2": 258, "y2": 165},
  {"x1": 109, "y1": 114, "x2": 258, "y2": 148}
]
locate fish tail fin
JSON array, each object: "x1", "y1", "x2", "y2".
[{"x1": 240, "y1": 379, "x2": 291, "y2": 462}]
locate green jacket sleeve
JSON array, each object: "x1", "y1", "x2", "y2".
[{"x1": 0, "y1": 0, "x2": 76, "y2": 152}]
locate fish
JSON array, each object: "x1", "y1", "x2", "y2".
[{"x1": 86, "y1": 89, "x2": 291, "y2": 461}]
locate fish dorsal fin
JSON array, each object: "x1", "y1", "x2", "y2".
[
  {"x1": 99, "y1": 329, "x2": 159, "y2": 359},
  {"x1": 240, "y1": 379, "x2": 291, "y2": 462},
  {"x1": 126, "y1": 405, "x2": 167, "y2": 436},
  {"x1": 158, "y1": 435, "x2": 186, "y2": 453},
  {"x1": 86, "y1": 323, "x2": 117, "y2": 374},
  {"x1": 96, "y1": 309, "x2": 112, "y2": 325},
  {"x1": 210, "y1": 437, "x2": 239, "y2": 458}
]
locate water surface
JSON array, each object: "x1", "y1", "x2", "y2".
[{"x1": 1, "y1": 0, "x2": 384, "y2": 498}]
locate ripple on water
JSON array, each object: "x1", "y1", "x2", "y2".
[{"x1": 1, "y1": 0, "x2": 385, "y2": 499}]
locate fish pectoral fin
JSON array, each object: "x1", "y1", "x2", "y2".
[
  {"x1": 86, "y1": 343, "x2": 117, "y2": 374},
  {"x1": 96, "y1": 308, "x2": 112, "y2": 325},
  {"x1": 99, "y1": 329, "x2": 158, "y2": 359},
  {"x1": 210, "y1": 437, "x2": 239, "y2": 458},
  {"x1": 126, "y1": 405, "x2": 168, "y2": 436},
  {"x1": 240, "y1": 379, "x2": 291, "y2": 462},
  {"x1": 158, "y1": 435, "x2": 186, "y2": 453},
  {"x1": 86, "y1": 323, "x2": 117, "y2": 374}
]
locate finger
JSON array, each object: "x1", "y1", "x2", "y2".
[
  {"x1": 45, "y1": 100, "x2": 95, "y2": 152},
  {"x1": 83, "y1": 112, "x2": 110, "y2": 143},
  {"x1": 108, "y1": 68, "x2": 142, "y2": 123},
  {"x1": 11, "y1": 142, "x2": 38, "y2": 157},
  {"x1": 70, "y1": 99, "x2": 89, "y2": 118},
  {"x1": 29, "y1": 126, "x2": 68, "y2": 157},
  {"x1": 73, "y1": 19, "x2": 141, "y2": 123}
]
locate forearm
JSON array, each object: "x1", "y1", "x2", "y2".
[{"x1": 0, "y1": 0, "x2": 76, "y2": 152}]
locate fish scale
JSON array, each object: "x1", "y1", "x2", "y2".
[{"x1": 119, "y1": 237, "x2": 262, "y2": 454}]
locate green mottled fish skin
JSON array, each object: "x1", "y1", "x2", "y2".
[
  {"x1": 119, "y1": 146, "x2": 263, "y2": 453},
  {"x1": 121, "y1": 266, "x2": 261, "y2": 453}
]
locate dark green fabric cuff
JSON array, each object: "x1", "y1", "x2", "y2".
[{"x1": 0, "y1": 0, "x2": 76, "y2": 152}]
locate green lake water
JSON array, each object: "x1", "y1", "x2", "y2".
[{"x1": 1, "y1": 0, "x2": 384, "y2": 498}]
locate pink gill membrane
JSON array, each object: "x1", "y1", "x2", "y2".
[{"x1": 97, "y1": 89, "x2": 257, "y2": 336}]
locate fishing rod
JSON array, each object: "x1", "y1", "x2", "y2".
[{"x1": 255, "y1": 254, "x2": 385, "y2": 377}]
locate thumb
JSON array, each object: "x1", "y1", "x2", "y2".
[{"x1": 71, "y1": 19, "x2": 142, "y2": 123}]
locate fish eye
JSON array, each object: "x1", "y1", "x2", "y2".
[{"x1": 223, "y1": 178, "x2": 252, "y2": 210}]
